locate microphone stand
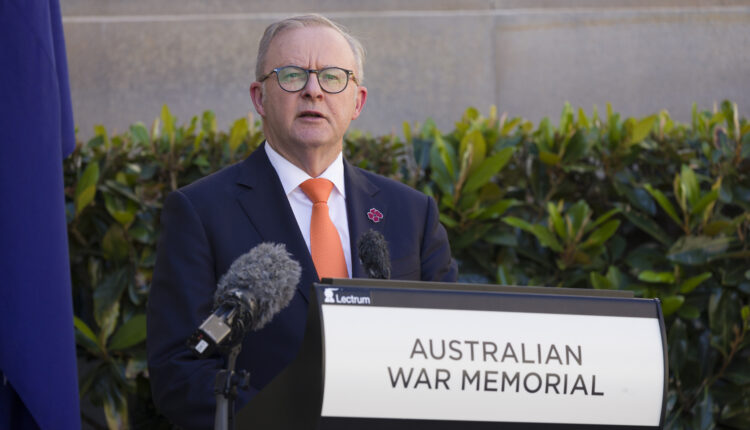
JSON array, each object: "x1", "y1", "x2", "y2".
[{"x1": 214, "y1": 344, "x2": 250, "y2": 430}]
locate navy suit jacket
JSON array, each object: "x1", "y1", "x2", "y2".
[{"x1": 146, "y1": 144, "x2": 457, "y2": 429}]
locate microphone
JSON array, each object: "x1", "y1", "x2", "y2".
[
  {"x1": 187, "y1": 243, "x2": 301, "y2": 358},
  {"x1": 357, "y1": 229, "x2": 391, "y2": 279}
]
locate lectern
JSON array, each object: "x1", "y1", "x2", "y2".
[{"x1": 237, "y1": 279, "x2": 667, "y2": 429}]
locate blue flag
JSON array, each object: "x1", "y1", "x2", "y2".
[{"x1": 0, "y1": 1, "x2": 81, "y2": 429}]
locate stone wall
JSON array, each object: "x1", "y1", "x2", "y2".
[{"x1": 62, "y1": 1, "x2": 750, "y2": 137}]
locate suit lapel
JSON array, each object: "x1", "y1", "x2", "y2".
[
  {"x1": 235, "y1": 144, "x2": 317, "y2": 302},
  {"x1": 344, "y1": 160, "x2": 384, "y2": 278}
]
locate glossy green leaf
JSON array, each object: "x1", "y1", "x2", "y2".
[
  {"x1": 691, "y1": 102, "x2": 701, "y2": 131},
  {"x1": 677, "y1": 304, "x2": 700, "y2": 320},
  {"x1": 74, "y1": 316, "x2": 103, "y2": 355},
  {"x1": 476, "y1": 199, "x2": 518, "y2": 220},
  {"x1": 109, "y1": 314, "x2": 147, "y2": 351},
  {"x1": 679, "y1": 165, "x2": 700, "y2": 209},
  {"x1": 562, "y1": 130, "x2": 588, "y2": 163},
  {"x1": 589, "y1": 208, "x2": 621, "y2": 232},
  {"x1": 639, "y1": 270, "x2": 675, "y2": 284},
  {"x1": 102, "y1": 224, "x2": 129, "y2": 262},
  {"x1": 582, "y1": 220, "x2": 620, "y2": 249},
  {"x1": 438, "y1": 213, "x2": 458, "y2": 228},
  {"x1": 463, "y1": 147, "x2": 513, "y2": 193},
  {"x1": 150, "y1": 117, "x2": 161, "y2": 141},
  {"x1": 590, "y1": 271, "x2": 613, "y2": 289},
  {"x1": 559, "y1": 102, "x2": 574, "y2": 132},
  {"x1": 420, "y1": 118, "x2": 437, "y2": 140},
  {"x1": 503, "y1": 216, "x2": 562, "y2": 252},
  {"x1": 185, "y1": 115, "x2": 198, "y2": 138},
  {"x1": 679, "y1": 273, "x2": 712, "y2": 294},
  {"x1": 501, "y1": 117, "x2": 521, "y2": 136},
  {"x1": 462, "y1": 106, "x2": 480, "y2": 122},
  {"x1": 228, "y1": 117, "x2": 249, "y2": 154},
  {"x1": 93, "y1": 269, "x2": 128, "y2": 344},
  {"x1": 629, "y1": 114, "x2": 657, "y2": 144},
  {"x1": 690, "y1": 189, "x2": 719, "y2": 216},
  {"x1": 530, "y1": 225, "x2": 563, "y2": 252},
  {"x1": 674, "y1": 174, "x2": 687, "y2": 214},
  {"x1": 402, "y1": 121, "x2": 412, "y2": 145},
  {"x1": 75, "y1": 162, "x2": 99, "y2": 216},
  {"x1": 103, "y1": 395, "x2": 128, "y2": 430},
  {"x1": 103, "y1": 193, "x2": 137, "y2": 227},
  {"x1": 496, "y1": 264, "x2": 512, "y2": 284},
  {"x1": 458, "y1": 129, "x2": 486, "y2": 173},
  {"x1": 161, "y1": 104, "x2": 175, "y2": 143},
  {"x1": 566, "y1": 200, "x2": 591, "y2": 235},
  {"x1": 128, "y1": 224, "x2": 152, "y2": 245},
  {"x1": 201, "y1": 110, "x2": 217, "y2": 134},
  {"x1": 104, "y1": 179, "x2": 140, "y2": 203},
  {"x1": 548, "y1": 202, "x2": 567, "y2": 240},
  {"x1": 539, "y1": 150, "x2": 560, "y2": 166},
  {"x1": 129, "y1": 123, "x2": 150, "y2": 146},
  {"x1": 578, "y1": 108, "x2": 590, "y2": 129},
  {"x1": 605, "y1": 265, "x2": 623, "y2": 290},
  {"x1": 477, "y1": 180, "x2": 502, "y2": 201},
  {"x1": 193, "y1": 130, "x2": 205, "y2": 152},
  {"x1": 434, "y1": 133, "x2": 456, "y2": 178},
  {"x1": 644, "y1": 184, "x2": 682, "y2": 227},
  {"x1": 708, "y1": 290, "x2": 741, "y2": 355},
  {"x1": 429, "y1": 142, "x2": 454, "y2": 196},
  {"x1": 661, "y1": 295, "x2": 685, "y2": 316},
  {"x1": 608, "y1": 112, "x2": 623, "y2": 146},
  {"x1": 536, "y1": 117, "x2": 554, "y2": 151},
  {"x1": 502, "y1": 216, "x2": 533, "y2": 231},
  {"x1": 667, "y1": 235, "x2": 731, "y2": 266},
  {"x1": 616, "y1": 204, "x2": 672, "y2": 246},
  {"x1": 615, "y1": 183, "x2": 656, "y2": 215},
  {"x1": 193, "y1": 154, "x2": 210, "y2": 170},
  {"x1": 703, "y1": 220, "x2": 731, "y2": 236},
  {"x1": 453, "y1": 225, "x2": 492, "y2": 250},
  {"x1": 94, "y1": 125, "x2": 110, "y2": 149}
]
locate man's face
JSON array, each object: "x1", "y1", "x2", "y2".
[{"x1": 250, "y1": 26, "x2": 367, "y2": 164}]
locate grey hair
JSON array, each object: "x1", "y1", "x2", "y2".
[{"x1": 255, "y1": 14, "x2": 365, "y2": 84}]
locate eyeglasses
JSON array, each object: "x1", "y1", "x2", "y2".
[{"x1": 258, "y1": 66, "x2": 358, "y2": 94}]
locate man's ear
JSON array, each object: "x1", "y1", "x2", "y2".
[
  {"x1": 250, "y1": 82, "x2": 265, "y2": 117},
  {"x1": 351, "y1": 85, "x2": 367, "y2": 120}
]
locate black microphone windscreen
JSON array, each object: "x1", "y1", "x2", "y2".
[
  {"x1": 357, "y1": 229, "x2": 391, "y2": 279},
  {"x1": 215, "y1": 242, "x2": 301, "y2": 331}
]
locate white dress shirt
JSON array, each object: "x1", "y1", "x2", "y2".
[{"x1": 264, "y1": 142, "x2": 351, "y2": 277}]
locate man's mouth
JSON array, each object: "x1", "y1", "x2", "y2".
[{"x1": 298, "y1": 111, "x2": 325, "y2": 119}]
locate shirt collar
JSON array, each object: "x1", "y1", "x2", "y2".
[{"x1": 264, "y1": 141, "x2": 346, "y2": 198}]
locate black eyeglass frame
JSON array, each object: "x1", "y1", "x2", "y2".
[{"x1": 258, "y1": 66, "x2": 359, "y2": 94}]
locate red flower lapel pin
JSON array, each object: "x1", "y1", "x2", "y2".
[{"x1": 367, "y1": 208, "x2": 384, "y2": 223}]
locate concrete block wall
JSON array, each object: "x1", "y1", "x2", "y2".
[{"x1": 61, "y1": 1, "x2": 750, "y2": 138}]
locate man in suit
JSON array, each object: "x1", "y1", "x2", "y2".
[{"x1": 147, "y1": 14, "x2": 457, "y2": 429}]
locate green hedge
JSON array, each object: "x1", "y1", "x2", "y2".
[{"x1": 66, "y1": 103, "x2": 750, "y2": 429}]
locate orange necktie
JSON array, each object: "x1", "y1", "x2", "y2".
[{"x1": 299, "y1": 178, "x2": 348, "y2": 279}]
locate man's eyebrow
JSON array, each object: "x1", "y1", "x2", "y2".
[{"x1": 319, "y1": 65, "x2": 350, "y2": 69}]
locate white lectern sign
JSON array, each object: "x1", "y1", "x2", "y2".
[
  {"x1": 237, "y1": 280, "x2": 667, "y2": 430},
  {"x1": 318, "y1": 284, "x2": 666, "y2": 429}
]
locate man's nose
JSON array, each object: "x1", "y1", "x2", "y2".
[{"x1": 301, "y1": 71, "x2": 324, "y2": 98}]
